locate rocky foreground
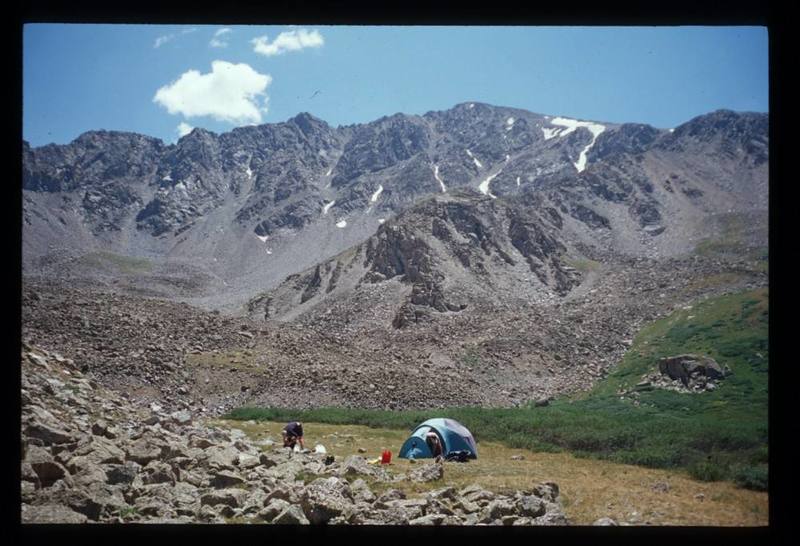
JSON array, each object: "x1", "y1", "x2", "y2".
[{"x1": 20, "y1": 343, "x2": 567, "y2": 525}]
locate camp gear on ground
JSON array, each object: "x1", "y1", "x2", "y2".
[
  {"x1": 398, "y1": 418, "x2": 478, "y2": 460},
  {"x1": 381, "y1": 449, "x2": 392, "y2": 464},
  {"x1": 445, "y1": 450, "x2": 472, "y2": 462}
]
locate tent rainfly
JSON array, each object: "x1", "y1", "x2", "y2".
[{"x1": 398, "y1": 418, "x2": 478, "y2": 460}]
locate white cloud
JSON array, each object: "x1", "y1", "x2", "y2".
[
  {"x1": 251, "y1": 28, "x2": 324, "y2": 56},
  {"x1": 153, "y1": 61, "x2": 272, "y2": 125},
  {"x1": 176, "y1": 122, "x2": 194, "y2": 138},
  {"x1": 153, "y1": 27, "x2": 197, "y2": 49},
  {"x1": 210, "y1": 27, "x2": 232, "y2": 48},
  {"x1": 154, "y1": 34, "x2": 174, "y2": 48}
]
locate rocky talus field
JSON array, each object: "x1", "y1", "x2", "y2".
[{"x1": 21, "y1": 343, "x2": 566, "y2": 525}]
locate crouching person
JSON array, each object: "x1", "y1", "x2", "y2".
[
  {"x1": 282, "y1": 421, "x2": 305, "y2": 450},
  {"x1": 425, "y1": 432, "x2": 444, "y2": 463}
]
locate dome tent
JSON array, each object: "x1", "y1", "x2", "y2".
[{"x1": 398, "y1": 418, "x2": 478, "y2": 460}]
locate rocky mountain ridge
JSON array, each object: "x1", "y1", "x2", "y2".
[{"x1": 23, "y1": 103, "x2": 768, "y2": 313}]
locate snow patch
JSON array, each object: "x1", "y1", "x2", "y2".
[
  {"x1": 548, "y1": 117, "x2": 606, "y2": 172},
  {"x1": 433, "y1": 164, "x2": 447, "y2": 193},
  {"x1": 469, "y1": 103, "x2": 475, "y2": 109},
  {"x1": 370, "y1": 184, "x2": 383, "y2": 203},
  {"x1": 669, "y1": 128, "x2": 674, "y2": 133},
  {"x1": 466, "y1": 149, "x2": 483, "y2": 168},
  {"x1": 326, "y1": 168, "x2": 332, "y2": 176},
  {"x1": 256, "y1": 234, "x2": 269, "y2": 243},
  {"x1": 323, "y1": 201, "x2": 335, "y2": 215},
  {"x1": 574, "y1": 123, "x2": 606, "y2": 172},
  {"x1": 549, "y1": 117, "x2": 583, "y2": 137},
  {"x1": 378, "y1": 219, "x2": 385, "y2": 224},
  {"x1": 516, "y1": 176, "x2": 521, "y2": 187},
  {"x1": 505, "y1": 154, "x2": 510, "y2": 162},
  {"x1": 246, "y1": 166, "x2": 253, "y2": 179},
  {"x1": 336, "y1": 219, "x2": 347, "y2": 228},
  {"x1": 162, "y1": 174, "x2": 173, "y2": 182},
  {"x1": 479, "y1": 171, "x2": 501, "y2": 199},
  {"x1": 541, "y1": 127, "x2": 561, "y2": 140},
  {"x1": 506, "y1": 117, "x2": 515, "y2": 130}
]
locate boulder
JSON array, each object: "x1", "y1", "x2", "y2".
[
  {"x1": 272, "y1": 504, "x2": 310, "y2": 525},
  {"x1": 453, "y1": 498, "x2": 481, "y2": 514},
  {"x1": 125, "y1": 439, "x2": 162, "y2": 466},
  {"x1": 200, "y1": 488, "x2": 249, "y2": 509},
  {"x1": 172, "y1": 482, "x2": 201, "y2": 516},
  {"x1": 532, "y1": 482, "x2": 560, "y2": 502},
  {"x1": 21, "y1": 503, "x2": 89, "y2": 523},
  {"x1": 349, "y1": 478, "x2": 376, "y2": 503},
  {"x1": 21, "y1": 462, "x2": 40, "y2": 486},
  {"x1": 375, "y1": 489, "x2": 406, "y2": 503},
  {"x1": 409, "y1": 513, "x2": 448, "y2": 525},
  {"x1": 407, "y1": 462, "x2": 444, "y2": 483},
  {"x1": 300, "y1": 476, "x2": 354, "y2": 524},
  {"x1": 265, "y1": 485, "x2": 300, "y2": 505},
  {"x1": 658, "y1": 354, "x2": 726, "y2": 385},
  {"x1": 71, "y1": 437, "x2": 126, "y2": 466},
  {"x1": 460, "y1": 484, "x2": 495, "y2": 504},
  {"x1": 142, "y1": 460, "x2": 176, "y2": 485},
  {"x1": 478, "y1": 499, "x2": 517, "y2": 523},
  {"x1": 210, "y1": 470, "x2": 246, "y2": 488},
  {"x1": 24, "y1": 421, "x2": 75, "y2": 445},
  {"x1": 62, "y1": 484, "x2": 129, "y2": 521},
  {"x1": 170, "y1": 410, "x2": 193, "y2": 426},
  {"x1": 516, "y1": 495, "x2": 547, "y2": 518},
  {"x1": 106, "y1": 462, "x2": 141, "y2": 485},
  {"x1": 258, "y1": 498, "x2": 292, "y2": 522},
  {"x1": 338, "y1": 455, "x2": 390, "y2": 480},
  {"x1": 71, "y1": 465, "x2": 109, "y2": 487},
  {"x1": 204, "y1": 446, "x2": 241, "y2": 471},
  {"x1": 237, "y1": 453, "x2": 261, "y2": 469},
  {"x1": 240, "y1": 488, "x2": 269, "y2": 515},
  {"x1": 25, "y1": 444, "x2": 68, "y2": 488}
]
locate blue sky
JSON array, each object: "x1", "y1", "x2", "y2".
[{"x1": 22, "y1": 25, "x2": 769, "y2": 147}]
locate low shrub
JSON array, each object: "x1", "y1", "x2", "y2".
[{"x1": 733, "y1": 464, "x2": 768, "y2": 491}]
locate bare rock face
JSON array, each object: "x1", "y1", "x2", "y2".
[{"x1": 23, "y1": 104, "x2": 767, "y2": 321}]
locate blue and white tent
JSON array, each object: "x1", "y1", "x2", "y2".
[{"x1": 398, "y1": 418, "x2": 478, "y2": 460}]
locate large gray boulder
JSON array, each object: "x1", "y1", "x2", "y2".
[
  {"x1": 272, "y1": 504, "x2": 310, "y2": 525},
  {"x1": 200, "y1": 488, "x2": 250, "y2": 509},
  {"x1": 21, "y1": 503, "x2": 89, "y2": 523},
  {"x1": 106, "y1": 462, "x2": 141, "y2": 485},
  {"x1": 210, "y1": 470, "x2": 246, "y2": 489},
  {"x1": 300, "y1": 476, "x2": 354, "y2": 524},
  {"x1": 658, "y1": 354, "x2": 727, "y2": 385},
  {"x1": 407, "y1": 462, "x2": 444, "y2": 483}
]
